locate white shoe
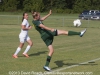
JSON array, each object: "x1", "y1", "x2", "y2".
[
  {"x1": 43, "y1": 66, "x2": 51, "y2": 71},
  {"x1": 80, "y1": 29, "x2": 87, "y2": 37}
]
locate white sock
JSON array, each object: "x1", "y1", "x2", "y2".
[
  {"x1": 14, "y1": 47, "x2": 21, "y2": 55},
  {"x1": 23, "y1": 45, "x2": 31, "y2": 54}
]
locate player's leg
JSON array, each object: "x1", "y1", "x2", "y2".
[
  {"x1": 13, "y1": 37, "x2": 25, "y2": 58},
  {"x1": 48, "y1": 45, "x2": 54, "y2": 56},
  {"x1": 57, "y1": 29, "x2": 86, "y2": 37},
  {"x1": 57, "y1": 30, "x2": 80, "y2": 35},
  {"x1": 42, "y1": 36, "x2": 54, "y2": 71},
  {"x1": 43, "y1": 45, "x2": 54, "y2": 71},
  {"x1": 57, "y1": 30, "x2": 68, "y2": 35},
  {"x1": 23, "y1": 36, "x2": 33, "y2": 57}
]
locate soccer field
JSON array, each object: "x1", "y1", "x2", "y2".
[{"x1": 0, "y1": 14, "x2": 100, "y2": 75}]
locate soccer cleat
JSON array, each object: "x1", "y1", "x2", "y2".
[
  {"x1": 80, "y1": 29, "x2": 87, "y2": 37},
  {"x1": 43, "y1": 66, "x2": 51, "y2": 71},
  {"x1": 13, "y1": 55, "x2": 18, "y2": 58},
  {"x1": 23, "y1": 53, "x2": 29, "y2": 57}
]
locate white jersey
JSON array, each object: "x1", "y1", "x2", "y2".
[{"x1": 19, "y1": 19, "x2": 29, "y2": 37}]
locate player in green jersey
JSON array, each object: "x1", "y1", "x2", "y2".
[{"x1": 32, "y1": 10, "x2": 86, "y2": 71}]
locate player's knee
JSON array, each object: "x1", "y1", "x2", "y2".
[
  {"x1": 50, "y1": 50, "x2": 54, "y2": 54},
  {"x1": 31, "y1": 42, "x2": 33, "y2": 46},
  {"x1": 29, "y1": 42, "x2": 33, "y2": 46},
  {"x1": 19, "y1": 43, "x2": 24, "y2": 48}
]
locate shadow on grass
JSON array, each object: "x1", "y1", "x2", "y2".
[
  {"x1": 18, "y1": 51, "x2": 48, "y2": 57},
  {"x1": 52, "y1": 59, "x2": 98, "y2": 70},
  {"x1": 29, "y1": 51, "x2": 48, "y2": 57}
]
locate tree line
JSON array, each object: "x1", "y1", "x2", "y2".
[{"x1": 0, "y1": 0, "x2": 100, "y2": 13}]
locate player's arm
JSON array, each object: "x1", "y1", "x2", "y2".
[
  {"x1": 39, "y1": 24, "x2": 54, "y2": 32},
  {"x1": 21, "y1": 25, "x2": 32, "y2": 30},
  {"x1": 40, "y1": 10, "x2": 52, "y2": 21}
]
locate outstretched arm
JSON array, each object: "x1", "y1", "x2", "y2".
[
  {"x1": 39, "y1": 24, "x2": 54, "y2": 32},
  {"x1": 21, "y1": 25, "x2": 32, "y2": 30},
  {"x1": 40, "y1": 10, "x2": 52, "y2": 21}
]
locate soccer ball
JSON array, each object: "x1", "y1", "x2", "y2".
[{"x1": 73, "y1": 19, "x2": 81, "y2": 27}]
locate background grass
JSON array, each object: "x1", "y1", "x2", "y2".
[{"x1": 0, "y1": 13, "x2": 100, "y2": 75}]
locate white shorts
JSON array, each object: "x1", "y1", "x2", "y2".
[{"x1": 19, "y1": 35, "x2": 30, "y2": 43}]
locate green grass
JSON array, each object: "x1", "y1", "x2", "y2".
[{"x1": 0, "y1": 14, "x2": 100, "y2": 75}]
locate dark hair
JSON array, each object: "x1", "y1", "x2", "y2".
[
  {"x1": 22, "y1": 12, "x2": 27, "y2": 21},
  {"x1": 31, "y1": 11, "x2": 39, "y2": 18}
]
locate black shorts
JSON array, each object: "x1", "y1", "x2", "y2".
[{"x1": 41, "y1": 29, "x2": 58, "y2": 46}]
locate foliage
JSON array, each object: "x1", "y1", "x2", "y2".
[
  {"x1": 0, "y1": 0, "x2": 19, "y2": 12},
  {"x1": 0, "y1": 0, "x2": 100, "y2": 13}
]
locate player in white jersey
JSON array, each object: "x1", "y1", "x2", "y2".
[{"x1": 13, "y1": 12, "x2": 33, "y2": 58}]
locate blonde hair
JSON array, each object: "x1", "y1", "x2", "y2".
[{"x1": 31, "y1": 11, "x2": 39, "y2": 18}]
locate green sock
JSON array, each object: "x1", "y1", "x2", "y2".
[
  {"x1": 45, "y1": 56, "x2": 51, "y2": 66},
  {"x1": 68, "y1": 31, "x2": 81, "y2": 36}
]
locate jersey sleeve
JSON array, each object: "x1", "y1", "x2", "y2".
[
  {"x1": 22, "y1": 19, "x2": 27, "y2": 26},
  {"x1": 33, "y1": 20, "x2": 41, "y2": 26}
]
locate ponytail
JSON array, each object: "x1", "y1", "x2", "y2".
[
  {"x1": 22, "y1": 12, "x2": 27, "y2": 22},
  {"x1": 22, "y1": 17, "x2": 24, "y2": 22}
]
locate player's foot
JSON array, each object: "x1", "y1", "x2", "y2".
[
  {"x1": 80, "y1": 29, "x2": 87, "y2": 37},
  {"x1": 13, "y1": 55, "x2": 18, "y2": 58},
  {"x1": 23, "y1": 53, "x2": 29, "y2": 57},
  {"x1": 43, "y1": 66, "x2": 51, "y2": 71}
]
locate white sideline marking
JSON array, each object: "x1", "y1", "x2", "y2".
[{"x1": 51, "y1": 58, "x2": 100, "y2": 72}]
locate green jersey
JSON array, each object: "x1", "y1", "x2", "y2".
[
  {"x1": 32, "y1": 20, "x2": 45, "y2": 35},
  {"x1": 33, "y1": 20, "x2": 49, "y2": 34},
  {"x1": 32, "y1": 20, "x2": 57, "y2": 46},
  {"x1": 32, "y1": 20, "x2": 56, "y2": 37}
]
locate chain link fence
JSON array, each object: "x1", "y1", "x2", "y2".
[{"x1": 0, "y1": 15, "x2": 100, "y2": 28}]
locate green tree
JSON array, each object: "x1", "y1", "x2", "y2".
[
  {"x1": 90, "y1": 0, "x2": 100, "y2": 9},
  {"x1": 47, "y1": 0, "x2": 67, "y2": 13},
  {"x1": 42, "y1": 0, "x2": 51, "y2": 11},
  {"x1": 17, "y1": 0, "x2": 24, "y2": 10},
  {"x1": 73, "y1": 0, "x2": 100, "y2": 13},
  {"x1": 0, "y1": 0, "x2": 19, "y2": 11},
  {"x1": 23, "y1": 0, "x2": 44, "y2": 12},
  {"x1": 73, "y1": 0, "x2": 91, "y2": 13},
  {"x1": 1, "y1": 0, "x2": 100, "y2": 13},
  {"x1": 65, "y1": 0, "x2": 76, "y2": 9}
]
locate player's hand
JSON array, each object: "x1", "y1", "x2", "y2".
[
  {"x1": 51, "y1": 29, "x2": 55, "y2": 32},
  {"x1": 49, "y1": 10, "x2": 52, "y2": 15},
  {"x1": 28, "y1": 26, "x2": 32, "y2": 29}
]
